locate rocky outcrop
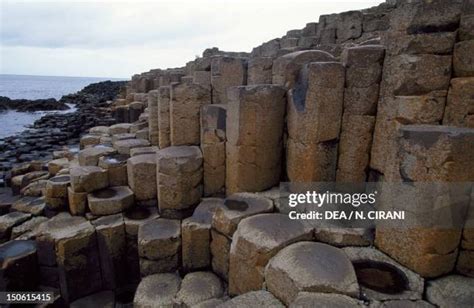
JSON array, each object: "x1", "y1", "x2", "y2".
[{"x1": 0, "y1": 0, "x2": 473, "y2": 306}]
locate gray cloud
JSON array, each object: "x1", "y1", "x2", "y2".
[{"x1": 0, "y1": 0, "x2": 383, "y2": 77}]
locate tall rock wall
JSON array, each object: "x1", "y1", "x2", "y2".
[{"x1": 119, "y1": 0, "x2": 474, "y2": 282}]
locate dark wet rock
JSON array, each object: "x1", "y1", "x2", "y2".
[{"x1": 0, "y1": 96, "x2": 69, "y2": 112}]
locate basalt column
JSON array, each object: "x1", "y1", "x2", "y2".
[
  {"x1": 225, "y1": 85, "x2": 286, "y2": 194},
  {"x1": 447, "y1": 0, "x2": 474, "y2": 277},
  {"x1": 370, "y1": 0, "x2": 461, "y2": 181},
  {"x1": 211, "y1": 56, "x2": 248, "y2": 104},
  {"x1": 201, "y1": 104, "x2": 227, "y2": 196},
  {"x1": 170, "y1": 83, "x2": 211, "y2": 146},
  {"x1": 375, "y1": 125, "x2": 474, "y2": 278},
  {"x1": 147, "y1": 90, "x2": 159, "y2": 146},
  {"x1": 336, "y1": 45, "x2": 385, "y2": 182},
  {"x1": 158, "y1": 86, "x2": 171, "y2": 149},
  {"x1": 286, "y1": 62, "x2": 345, "y2": 182}
]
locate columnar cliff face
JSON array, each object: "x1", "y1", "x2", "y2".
[
  {"x1": 2, "y1": 0, "x2": 474, "y2": 306},
  {"x1": 121, "y1": 0, "x2": 474, "y2": 281}
]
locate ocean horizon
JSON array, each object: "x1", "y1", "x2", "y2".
[{"x1": 0, "y1": 74, "x2": 127, "y2": 138}]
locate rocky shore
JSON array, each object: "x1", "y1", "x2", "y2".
[
  {"x1": 0, "y1": 80, "x2": 126, "y2": 183},
  {"x1": 0, "y1": 0, "x2": 473, "y2": 307},
  {"x1": 0, "y1": 96, "x2": 70, "y2": 112}
]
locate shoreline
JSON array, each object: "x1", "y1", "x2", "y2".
[{"x1": 0, "y1": 80, "x2": 126, "y2": 181}]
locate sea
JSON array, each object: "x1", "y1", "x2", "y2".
[{"x1": 0, "y1": 74, "x2": 125, "y2": 139}]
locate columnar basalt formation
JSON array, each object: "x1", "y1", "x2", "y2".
[
  {"x1": 170, "y1": 83, "x2": 211, "y2": 146},
  {"x1": 376, "y1": 125, "x2": 474, "y2": 278},
  {"x1": 156, "y1": 146, "x2": 203, "y2": 219},
  {"x1": 286, "y1": 61, "x2": 345, "y2": 182},
  {"x1": 1, "y1": 0, "x2": 474, "y2": 306},
  {"x1": 226, "y1": 85, "x2": 286, "y2": 194},
  {"x1": 336, "y1": 45, "x2": 385, "y2": 182},
  {"x1": 201, "y1": 104, "x2": 227, "y2": 196},
  {"x1": 147, "y1": 90, "x2": 159, "y2": 145},
  {"x1": 211, "y1": 56, "x2": 248, "y2": 104},
  {"x1": 156, "y1": 86, "x2": 171, "y2": 149}
]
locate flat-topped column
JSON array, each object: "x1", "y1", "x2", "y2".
[{"x1": 226, "y1": 85, "x2": 286, "y2": 194}]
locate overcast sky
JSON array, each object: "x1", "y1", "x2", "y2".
[{"x1": 0, "y1": 0, "x2": 383, "y2": 78}]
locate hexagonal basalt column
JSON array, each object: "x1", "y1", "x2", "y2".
[
  {"x1": 138, "y1": 218, "x2": 181, "y2": 275},
  {"x1": 286, "y1": 62, "x2": 345, "y2": 182},
  {"x1": 0, "y1": 240, "x2": 38, "y2": 291},
  {"x1": 133, "y1": 273, "x2": 181, "y2": 308},
  {"x1": 226, "y1": 85, "x2": 286, "y2": 194},
  {"x1": 272, "y1": 50, "x2": 335, "y2": 88},
  {"x1": 127, "y1": 154, "x2": 157, "y2": 202},
  {"x1": 113, "y1": 138, "x2": 150, "y2": 155},
  {"x1": 211, "y1": 56, "x2": 247, "y2": 104},
  {"x1": 210, "y1": 194, "x2": 273, "y2": 280},
  {"x1": 45, "y1": 175, "x2": 71, "y2": 211},
  {"x1": 170, "y1": 83, "x2": 211, "y2": 146},
  {"x1": 200, "y1": 104, "x2": 227, "y2": 196},
  {"x1": 123, "y1": 207, "x2": 160, "y2": 283},
  {"x1": 70, "y1": 166, "x2": 109, "y2": 193},
  {"x1": 158, "y1": 86, "x2": 171, "y2": 149},
  {"x1": 175, "y1": 271, "x2": 224, "y2": 307},
  {"x1": 265, "y1": 242, "x2": 359, "y2": 305},
  {"x1": 228, "y1": 213, "x2": 313, "y2": 295},
  {"x1": 35, "y1": 214, "x2": 101, "y2": 302},
  {"x1": 98, "y1": 153, "x2": 129, "y2": 186},
  {"x1": 181, "y1": 198, "x2": 223, "y2": 272},
  {"x1": 157, "y1": 146, "x2": 203, "y2": 219},
  {"x1": 78, "y1": 146, "x2": 117, "y2": 166},
  {"x1": 87, "y1": 186, "x2": 134, "y2": 216},
  {"x1": 147, "y1": 90, "x2": 159, "y2": 146},
  {"x1": 342, "y1": 247, "x2": 424, "y2": 301},
  {"x1": 376, "y1": 125, "x2": 474, "y2": 278},
  {"x1": 92, "y1": 214, "x2": 127, "y2": 291}
]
